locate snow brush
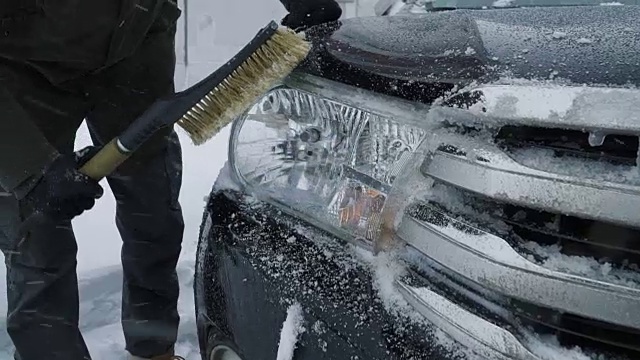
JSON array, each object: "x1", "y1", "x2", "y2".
[
  {"x1": 80, "y1": 20, "x2": 310, "y2": 181},
  {"x1": 17, "y1": 21, "x2": 309, "y2": 236}
]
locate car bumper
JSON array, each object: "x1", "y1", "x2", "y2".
[
  {"x1": 195, "y1": 150, "x2": 640, "y2": 360},
  {"x1": 194, "y1": 189, "x2": 463, "y2": 360}
]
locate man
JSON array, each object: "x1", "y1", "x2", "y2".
[{"x1": 0, "y1": 1, "x2": 341, "y2": 359}]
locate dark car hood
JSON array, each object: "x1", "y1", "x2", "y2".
[{"x1": 302, "y1": 5, "x2": 640, "y2": 93}]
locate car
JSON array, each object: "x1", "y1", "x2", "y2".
[{"x1": 193, "y1": 1, "x2": 640, "y2": 359}]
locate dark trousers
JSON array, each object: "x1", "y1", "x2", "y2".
[{"x1": 0, "y1": 11, "x2": 185, "y2": 360}]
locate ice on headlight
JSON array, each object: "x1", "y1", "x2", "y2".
[{"x1": 230, "y1": 88, "x2": 426, "y2": 243}]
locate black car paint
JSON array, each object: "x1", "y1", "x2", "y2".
[
  {"x1": 195, "y1": 5, "x2": 640, "y2": 360},
  {"x1": 195, "y1": 190, "x2": 463, "y2": 360},
  {"x1": 301, "y1": 5, "x2": 640, "y2": 104}
]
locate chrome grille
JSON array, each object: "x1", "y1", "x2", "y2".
[
  {"x1": 398, "y1": 202, "x2": 640, "y2": 329},
  {"x1": 392, "y1": 84, "x2": 640, "y2": 359},
  {"x1": 398, "y1": 202, "x2": 640, "y2": 359}
]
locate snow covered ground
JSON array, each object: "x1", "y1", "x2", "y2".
[{"x1": 0, "y1": 1, "x2": 287, "y2": 359}]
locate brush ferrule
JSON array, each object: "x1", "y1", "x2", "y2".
[{"x1": 116, "y1": 139, "x2": 133, "y2": 154}]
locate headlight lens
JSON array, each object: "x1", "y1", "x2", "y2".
[{"x1": 230, "y1": 87, "x2": 427, "y2": 243}]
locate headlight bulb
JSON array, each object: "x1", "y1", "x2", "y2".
[{"x1": 299, "y1": 127, "x2": 322, "y2": 143}]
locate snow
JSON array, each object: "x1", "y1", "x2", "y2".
[
  {"x1": 275, "y1": 303, "x2": 305, "y2": 360},
  {"x1": 0, "y1": 1, "x2": 286, "y2": 358},
  {"x1": 356, "y1": 248, "x2": 408, "y2": 314},
  {"x1": 462, "y1": 83, "x2": 640, "y2": 134},
  {"x1": 552, "y1": 31, "x2": 568, "y2": 40},
  {"x1": 492, "y1": 0, "x2": 515, "y2": 8},
  {"x1": 524, "y1": 333, "x2": 595, "y2": 360},
  {"x1": 577, "y1": 37, "x2": 594, "y2": 45},
  {"x1": 212, "y1": 161, "x2": 241, "y2": 192},
  {"x1": 522, "y1": 241, "x2": 640, "y2": 289}
]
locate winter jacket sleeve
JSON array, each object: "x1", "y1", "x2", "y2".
[
  {"x1": 279, "y1": 0, "x2": 341, "y2": 12},
  {"x1": 279, "y1": 0, "x2": 295, "y2": 11},
  {"x1": 278, "y1": 0, "x2": 342, "y2": 30},
  {"x1": 0, "y1": 85, "x2": 59, "y2": 198}
]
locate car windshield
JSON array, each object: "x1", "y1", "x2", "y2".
[{"x1": 429, "y1": 0, "x2": 640, "y2": 8}]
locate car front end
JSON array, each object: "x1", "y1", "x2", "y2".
[{"x1": 195, "y1": 3, "x2": 640, "y2": 360}]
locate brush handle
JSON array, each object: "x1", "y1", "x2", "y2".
[{"x1": 79, "y1": 138, "x2": 131, "y2": 180}]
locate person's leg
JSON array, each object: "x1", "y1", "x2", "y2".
[
  {"x1": 96, "y1": 131, "x2": 184, "y2": 359},
  {"x1": 0, "y1": 60, "x2": 91, "y2": 360},
  {"x1": 85, "y1": 5, "x2": 185, "y2": 358}
]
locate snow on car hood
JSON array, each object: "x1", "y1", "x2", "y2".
[{"x1": 316, "y1": 5, "x2": 640, "y2": 86}]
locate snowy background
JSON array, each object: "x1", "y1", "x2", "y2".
[{"x1": 0, "y1": 1, "x2": 289, "y2": 358}]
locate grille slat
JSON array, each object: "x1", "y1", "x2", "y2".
[
  {"x1": 500, "y1": 207, "x2": 640, "y2": 269},
  {"x1": 513, "y1": 300, "x2": 640, "y2": 359},
  {"x1": 421, "y1": 136, "x2": 640, "y2": 230}
]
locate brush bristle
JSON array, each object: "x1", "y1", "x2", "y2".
[{"x1": 176, "y1": 26, "x2": 311, "y2": 145}]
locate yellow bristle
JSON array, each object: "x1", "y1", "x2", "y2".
[{"x1": 177, "y1": 26, "x2": 311, "y2": 145}]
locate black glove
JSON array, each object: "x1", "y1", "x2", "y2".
[
  {"x1": 281, "y1": 0, "x2": 342, "y2": 32},
  {"x1": 23, "y1": 146, "x2": 104, "y2": 224}
]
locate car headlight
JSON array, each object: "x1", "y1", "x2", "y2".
[{"x1": 229, "y1": 85, "x2": 427, "y2": 245}]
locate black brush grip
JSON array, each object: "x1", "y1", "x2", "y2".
[{"x1": 118, "y1": 20, "x2": 280, "y2": 151}]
